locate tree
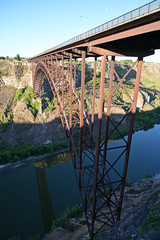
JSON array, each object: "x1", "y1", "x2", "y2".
[{"x1": 14, "y1": 54, "x2": 21, "y2": 61}]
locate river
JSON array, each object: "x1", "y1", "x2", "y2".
[{"x1": 0, "y1": 124, "x2": 159, "y2": 240}]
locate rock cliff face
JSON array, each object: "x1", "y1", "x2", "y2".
[
  {"x1": 43, "y1": 177, "x2": 160, "y2": 240},
  {"x1": 0, "y1": 60, "x2": 32, "y2": 88},
  {"x1": 0, "y1": 61, "x2": 160, "y2": 147},
  {"x1": 0, "y1": 100, "x2": 66, "y2": 146},
  {"x1": 0, "y1": 85, "x2": 66, "y2": 146},
  {"x1": 13, "y1": 101, "x2": 35, "y2": 123}
]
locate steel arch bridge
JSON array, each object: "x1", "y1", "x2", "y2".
[{"x1": 29, "y1": 1, "x2": 160, "y2": 239}]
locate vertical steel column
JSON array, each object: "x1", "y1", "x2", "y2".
[
  {"x1": 103, "y1": 56, "x2": 115, "y2": 169},
  {"x1": 118, "y1": 57, "x2": 143, "y2": 220},
  {"x1": 61, "y1": 55, "x2": 64, "y2": 110},
  {"x1": 91, "y1": 55, "x2": 106, "y2": 240},
  {"x1": 69, "y1": 54, "x2": 73, "y2": 151},
  {"x1": 91, "y1": 57, "x2": 97, "y2": 134},
  {"x1": 47, "y1": 55, "x2": 50, "y2": 68},
  {"x1": 55, "y1": 56, "x2": 58, "y2": 88},
  {"x1": 74, "y1": 59, "x2": 76, "y2": 92},
  {"x1": 79, "y1": 51, "x2": 86, "y2": 188},
  {"x1": 51, "y1": 55, "x2": 53, "y2": 76},
  {"x1": 67, "y1": 59, "x2": 70, "y2": 80},
  {"x1": 32, "y1": 62, "x2": 35, "y2": 98}
]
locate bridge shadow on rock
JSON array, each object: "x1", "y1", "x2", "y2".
[{"x1": 0, "y1": 106, "x2": 159, "y2": 164}]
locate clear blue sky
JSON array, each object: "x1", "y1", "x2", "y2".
[{"x1": 0, "y1": 0, "x2": 160, "y2": 62}]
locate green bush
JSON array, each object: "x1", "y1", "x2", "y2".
[
  {"x1": 44, "y1": 99, "x2": 55, "y2": 112},
  {"x1": 141, "y1": 216, "x2": 160, "y2": 231},
  {"x1": 145, "y1": 173, "x2": 152, "y2": 179},
  {"x1": 52, "y1": 204, "x2": 83, "y2": 229},
  {"x1": 125, "y1": 178, "x2": 132, "y2": 187},
  {"x1": 150, "y1": 202, "x2": 160, "y2": 212},
  {"x1": 0, "y1": 142, "x2": 68, "y2": 165},
  {"x1": 15, "y1": 88, "x2": 24, "y2": 101},
  {"x1": 8, "y1": 237, "x2": 21, "y2": 240}
]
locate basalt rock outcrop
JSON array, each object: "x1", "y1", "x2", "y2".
[{"x1": 43, "y1": 176, "x2": 160, "y2": 240}]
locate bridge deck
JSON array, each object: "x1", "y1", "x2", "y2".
[{"x1": 29, "y1": 0, "x2": 160, "y2": 59}]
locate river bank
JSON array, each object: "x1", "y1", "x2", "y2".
[
  {"x1": 43, "y1": 175, "x2": 160, "y2": 240},
  {"x1": 0, "y1": 148, "x2": 69, "y2": 173}
]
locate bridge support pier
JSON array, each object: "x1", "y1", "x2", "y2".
[
  {"x1": 31, "y1": 52, "x2": 144, "y2": 240},
  {"x1": 118, "y1": 57, "x2": 143, "y2": 219}
]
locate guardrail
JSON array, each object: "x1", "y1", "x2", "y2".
[{"x1": 36, "y1": 0, "x2": 160, "y2": 56}]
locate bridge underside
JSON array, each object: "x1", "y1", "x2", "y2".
[{"x1": 29, "y1": 10, "x2": 160, "y2": 239}]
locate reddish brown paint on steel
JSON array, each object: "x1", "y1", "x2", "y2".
[
  {"x1": 30, "y1": 7, "x2": 160, "y2": 237},
  {"x1": 61, "y1": 55, "x2": 64, "y2": 110},
  {"x1": 89, "y1": 20, "x2": 160, "y2": 47},
  {"x1": 91, "y1": 57, "x2": 97, "y2": 133},
  {"x1": 69, "y1": 54, "x2": 73, "y2": 151},
  {"x1": 32, "y1": 54, "x2": 145, "y2": 240},
  {"x1": 79, "y1": 51, "x2": 86, "y2": 188},
  {"x1": 103, "y1": 56, "x2": 115, "y2": 171},
  {"x1": 118, "y1": 57, "x2": 143, "y2": 220},
  {"x1": 74, "y1": 59, "x2": 76, "y2": 92},
  {"x1": 69, "y1": 53, "x2": 73, "y2": 130},
  {"x1": 91, "y1": 55, "x2": 106, "y2": 239},
  {"x1": 89, "y1": 46, "x2": 124, "y2": 56}
]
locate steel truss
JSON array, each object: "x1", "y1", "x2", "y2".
[{"x1": 32, "y1": 50, "x2": 143, "y2": 239}]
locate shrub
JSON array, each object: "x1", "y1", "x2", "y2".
[
  {"x1": 145, "y1": 173, "x2": 152, "y2": 179},
  {"x1": 150, "y1": 202, "x2": 160, "y2": 212},
  {"x1": 125, "y1": 178, "x2": 132, "y2": 187},
  {"x1": 15, "y1": 88, "x2": 24, "y2": 101},
  {"x1": 8, "y1": 237, "x2": 21, "y2": 240},
  {"x1": 51, "y1": 205, "x2": 83, "y2": 229},
  {"x1": 141, "y1": 216, "x2": 160, "y2": 231}
]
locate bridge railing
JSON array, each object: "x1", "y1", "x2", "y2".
[
  {"x1": 53, "y1": 1, "x2": 159, "y2": 50},
  {"x1": 34, "y1": 0, "x2": 160, "y2": 57}
]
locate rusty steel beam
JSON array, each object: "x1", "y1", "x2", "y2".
[
  {"x1": 88, "y1": 46, "x2": 123, "y2": 56},
  {"x1": 102, "y1": 56, "x2": 115, "y2": 174},
  {"x1": 91, "y1": 57, "x2": 97, "y2": 134},
  {"x1": 74, "y1": 59, "x2": 76, "y2": 92},
  {"x1": 79, "y1": 51, "x2": 86, "y2": 188},
  {"x1": 118, "y1": 57, "x2": 143, "y2": 219},
  {"x1": 61, "y1": 55, "x2": 64, "y2": 110},
  {"x1": 61, "y1": 51, "x2": 79, "y2": 59},
  {"x1": 91, "y1": 20, "x2": 160, "y2": 48},
  {"x1": 69, "y1": 53, "x2": 73, "y2": 151},
  {"x1": 91, "y1": 54, "x2": 106, "y2": 239}
]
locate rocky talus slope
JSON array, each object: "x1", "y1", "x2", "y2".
[{"x1": 43, "y1": 177, "x2": 160, "y2": 240}]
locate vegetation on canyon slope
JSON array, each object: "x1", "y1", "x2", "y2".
[{"x1": 0, "y1": 60, "x2": 160, "y2": 165}]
